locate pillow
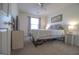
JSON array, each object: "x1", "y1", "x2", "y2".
[{"x1": 47, "y1": 22, "x2": 63, "y2": 30}]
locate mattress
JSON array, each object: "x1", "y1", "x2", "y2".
[{"x1": 31, "y1": 29, "x2": 65, "y2": 41}]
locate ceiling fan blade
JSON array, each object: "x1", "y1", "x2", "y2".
[{"x1": 38, "y1": 3, "x2": 44, "y2": 7}]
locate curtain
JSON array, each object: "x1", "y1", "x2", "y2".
[
  {"x1": 39, "y1": 18, "x2": 41, "y2": 29},
  {"x1": 27, "y1": 16, "x2": 31, "y2": 36}
]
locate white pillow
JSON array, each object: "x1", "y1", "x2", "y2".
[{"x1": 46, "y1": 22, "x2": 63, "y2": 30}]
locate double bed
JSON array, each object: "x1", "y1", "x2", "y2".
[
  {"x1": 30, "y1": 22, "x2": 65, "y2": 41},
  {"x1": 31, "y1": 29, "x2": 65, "y2": 41}
]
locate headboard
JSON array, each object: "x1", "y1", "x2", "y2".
[{"x1": 47, "y1": 22, "x2": 64, "y2": 30}]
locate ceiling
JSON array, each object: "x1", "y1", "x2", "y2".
[{"x1": 18, "y1": 3, "x2": 73, "y2": 16}]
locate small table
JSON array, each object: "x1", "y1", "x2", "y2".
[{"x1": 65, "y1": 33, "x2": 77, "y2": 46}]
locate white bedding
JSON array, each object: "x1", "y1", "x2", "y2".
[{"x1": 31, "y1": 29, "x2": 65, "y2": 41}]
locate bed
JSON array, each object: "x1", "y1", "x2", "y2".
[
  {"x1": 31, "y1": 29, "x2": 65, "y2": 41},
  {"x1": 30, "y1": 22, "x2": 65, "y2": 41}
]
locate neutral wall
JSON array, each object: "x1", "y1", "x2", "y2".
[
  {"x1": 18, "y1": 13, "x2": 29, "y2": 36},
  {"x1": 18, "y1": 12, "x2": 43, "y2": 36},
  {"x1": 18, "y1": 4, "x2": 79, "y2": 35},
  {"x1": 40, "y1": 16, "x2": 48, "y2": 29},
  {"x1": 48, "y1": 4, "x2": 79, "y2": 46},
  {"x1": 63, "y1": 4, "x2": 79, "y2": 23},
  {"x1": 10, "y1": 3, "x2": 19, "y2": 19},
  {"x1": 48, "y1": 4, "x2": 79, "y2": 24}
]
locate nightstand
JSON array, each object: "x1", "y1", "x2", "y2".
[
  {"x1": 65, "y1": 33, "x2": 77, "y2": 46},
  {"x1": 65, "y1": 33, "x2": 74, "y2": 45}
]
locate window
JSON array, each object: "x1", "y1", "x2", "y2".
[{"x1": 31, "y1": 18, "x2": 39, "y2": 29}]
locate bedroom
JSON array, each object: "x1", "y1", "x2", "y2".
[
  {"x1": 12, "y1": 3, "x2": 79, "y2": 55},
  {"x1": 0, "y1": 3, "x2": 79, "y2": 55}
]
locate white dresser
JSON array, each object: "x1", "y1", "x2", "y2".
[
  {"x1": 12, "y1": 31, "x2": 24, "y2": 49},
  {"x1": 0, "y1": 28, "x2": 11, "y2": 55},
  {"x1": 65, "y1": 33, "x2": 79, "y2": 46}
]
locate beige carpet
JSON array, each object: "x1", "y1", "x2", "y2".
[{"x1": 12, "y1": 39, "x2": 79, "y2": 55}]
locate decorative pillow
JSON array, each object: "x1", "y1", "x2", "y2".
[{"x1": 47, "y1": 22, "x2": 63, "y2": 30}]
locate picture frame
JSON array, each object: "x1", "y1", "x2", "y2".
[{"x1": 51, "y1": 14, "x2": 62, "y2": 23}]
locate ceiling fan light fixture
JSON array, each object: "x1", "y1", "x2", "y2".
[{"x1": 38, "y1": 3, "x2": 44, "y2": 7}]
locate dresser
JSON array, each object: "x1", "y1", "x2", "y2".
[
  {"x1": 65, "y1": 33, "x2": 79, "y2": 46},
  {"x1": 12, "y1": 31, "x2": 24, "y2": 49},
  {"x1": 0, "y1": 28, "x2": 11, "y2": 55}
]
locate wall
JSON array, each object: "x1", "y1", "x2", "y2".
[
  {"x1": 18, "y1": 4, "x2": 79, "y2": 35},
  {"x1": 48, "y1": 4, "x2": 79, "y2": 46},
  {"x1": 48, "y1": 4, "x2": 79, "y2": 24},
  {"x1": 18, "y1": 13, "x2": 49, "y2": 36},
  {"x1": 40, "y1": 15, "x2": 48, "y2": 29},
  {"x1": 18, "y1": 13, "x2": 29, "y2": 36},
  {"x1": 10, "y1": 3, "x2": 18, "y2": 19},
  {"x1": 18, "y1": 12, "x2": 42, "y2": 36},
  {"x1": 63, "y1": 4, "x2": 79, "y2": 23}
]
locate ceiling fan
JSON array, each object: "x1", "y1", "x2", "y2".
[
  {"x1": 38, "y1": 3, "x2": 50, "y2": 9},
  {"x1": 39, "y1": 3, "x2": 48, "y2": 9},
  {"x1": 38, "y1": 3, "x2": 49, "y2": 11},
  {"x1": 36, "y1": 3, "x2": 49, "y2": 15},
  {"x1": 38, "y1": 3, "x2": 44, "y2": 7}
]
